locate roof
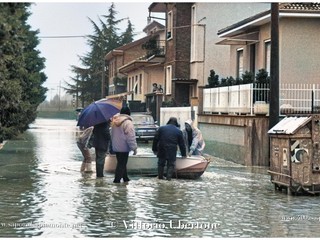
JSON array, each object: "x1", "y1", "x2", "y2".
[
  {"x1": 268, "y1": 116, "x2": 312, "y2": 135},
  {"x1": 105, "y1": 35, "x2": 151, "y2": 61},
  {"x1": 281, "y1": 2, "x2": 320, "y2": 12},
  {"x1": 218, "y1": 3, "x2": 320, "y2": 38},
  {"x1": 143, "y1": 20, "x2": 165, "y2": 33},
  {"x1": 148, "y1": 3, "x2": 167, "y2": 13}
]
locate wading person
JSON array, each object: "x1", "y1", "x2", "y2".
[
  {"x1": 182, "y1": 119, "x2": 205, "y2": 156},
  {"x1": 92, "y1": 120, "x2": 111, "y2": 178},
  {"x1": 111, "y1": 106, "x2": 137, "y2": 183},
  {"x1": 77, "y1": 126, "x2": 94, "y2": 172},
  {"x1": 152, "y1": 117, "x2": 187, "y2": 180}
]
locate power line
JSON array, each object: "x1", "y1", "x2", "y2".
[
  {"x1": 39, "y1": 31, "x2": 145, "y2": 39},
  {"x1": 39, "y1": 35, "x2": 87, "y2": 39}
]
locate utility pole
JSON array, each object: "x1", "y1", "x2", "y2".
[
  {"x1": 269, "y1": 3, "x2": 280, "y2": 129},
  {"x1": 58, "y1": 81, "x2": 62, "y2": 111}
]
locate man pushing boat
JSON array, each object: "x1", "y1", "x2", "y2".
[{"x1": 152, "y1": 117, "x2": 187, "y2": 180}]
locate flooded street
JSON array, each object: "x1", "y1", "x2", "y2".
[{"x1": 1, "y1": 118, "x2": 320, "y2": 237}]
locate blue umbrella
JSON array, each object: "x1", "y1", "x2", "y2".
[{"x1": 77, "y1": 98, "x2": 122, "y2": 128}]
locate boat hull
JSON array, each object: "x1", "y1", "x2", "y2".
[{"x1": 104, "y1": 154, "x2": 210, "y2": 179}]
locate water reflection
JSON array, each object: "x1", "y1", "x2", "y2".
[
  {"x1": 0, "y1": 131, "x2": 44, "y2": 237},
  {"x1": 1, "y1": 118, "x2": 320, "y2": 237}
]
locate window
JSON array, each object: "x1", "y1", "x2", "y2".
[
  {"x1": 110, "y1": 62, "x2": 113, "y2": 78},
  {"x1": 167, "y1": 11, "x2": 173, "y2": 40},
  {"x1": 236, "y1": 48, "x2": 244, "y2": 78},
  {"x1": 135, "y1": 75, "x2": 138, "y2": 94},
  {"x1": 110, "y1": 60, "x2": 115, "y2": 78},
  {"x1": 249, "y1": 44, "x2": 256, "y2": 74},
  {"x1": 128, "y1": 77, "x2": 131, "y2": 91},
  {"x1": 166, "y1": 65, "x2": 172, "y2": 95},
  {"x1": 139, "y1": 74, "x2": 142, "y2": 94},
  {"x1": 265, "y1": 40, "x2": 271, "y2": 75}
]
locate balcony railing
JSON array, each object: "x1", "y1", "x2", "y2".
[
  {"x1": 146, "y1": 46, "x2": 165, "y2": 59},
  {"x1": 202, "y1": 83, "x2": 320, "y2": 115}
]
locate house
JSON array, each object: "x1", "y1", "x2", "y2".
[
  {"x1": 196, "y1": 3, "x2": 320, "y2": 166},
  {"x1": 148, "y1": 2, "x2": 270, "y2": 106},
  {"x1": 105, "y1": 35, "x2": 152, "y2": 96},
  {"x1": 117, "y1": 20, "x2": 166, "y2": 119},
  {"x1": 216, "y1": 2, "x2": 320, "y2": 84},
  {"x1": 148, "y1": 3, "x2": 196, "y2": 107}
]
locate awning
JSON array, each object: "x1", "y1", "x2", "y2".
[
  {"x1": 216, "y1": 31, "x2": 259, "y2": 45},
  {"x1": 118, "y1": 61, "x2": 147, "y2": 74}
]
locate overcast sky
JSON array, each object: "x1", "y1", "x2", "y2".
[{"x1": 27, "y1": 2, "x2": 159, "y2": 100}]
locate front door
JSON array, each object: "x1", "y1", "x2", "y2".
[{"x1": 175, "y1": 83, "x2": 190, "y2": 106}]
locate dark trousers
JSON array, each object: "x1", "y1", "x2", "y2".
[
  {"x1": 158, "y1": 158, "x2": 176, "y2": 180},
  {"x1": 95, "y1": 149, "x2": 107, "y2": 177},
  {"x1": 114, "y1": 152, "x2": 130, "y2": 183},
  {"x1": 158, "y1": 157, "x2": 176, "y2": 168}
]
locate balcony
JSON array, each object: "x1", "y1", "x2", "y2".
[{"x1": 142, "y1": 39, "x2": 166, "y2": 62}]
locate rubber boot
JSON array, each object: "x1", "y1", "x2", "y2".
[
  {"x1": 80, "y1": 162, "x2": 86, "y2": 172},
  {"x1": 158, "y1": 166, "x2": 164, "y2": 179},
  {"x1": 113, "y1": 164, "x2": 122, "y2": 183},
  {"x1": 85, "y1": 163, "x2": 92, "y2": 172},
  {"x1": 123, "y1": 168, "x2": 130, "y2": 182},
  {"x1": 166, "y1": 166, "x2": 174, "y2": 181},
  {"x1": 96, "y1": 164, "x2": 104, "y2": 178}
]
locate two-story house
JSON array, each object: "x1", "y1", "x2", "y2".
[
  {"x1": 105, "y1": 21, "x2": 166, "y2": 117},
  {"x1": 105, "y1": 35, "x2": 152, "y2": 96},
  {"x1": 217, "y1": 2, "x2": 320, "y2": 85},
  {"x1": 118, "y1": 21, "x2": 166, "y2": 116}
]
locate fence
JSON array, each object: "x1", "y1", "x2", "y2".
[
  {"x1": 280, "y1": 83, "x2": 320, "y2": 114},
  {"x1": 202, "y1": 83, "x2": 320, "y2": 115}
]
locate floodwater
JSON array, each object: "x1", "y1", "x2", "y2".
[{"x1": 1, "y1": 118, "x2": 320, "y2": 238}]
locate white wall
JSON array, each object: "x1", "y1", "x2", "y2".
[{"x1": 160, "y1": 106, "x2": 198, "y2": 129}]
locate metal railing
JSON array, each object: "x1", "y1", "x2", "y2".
[
  {"x1": 280, "y1": 83, "x2": 320, "y2": 114},
  {"x1": 202, "y1": 83, "x2": 320, "y2": 115}
]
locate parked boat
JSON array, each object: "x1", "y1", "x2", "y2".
[{"x1": 104, "y1": 154, "x2": 211, "y2": 179}]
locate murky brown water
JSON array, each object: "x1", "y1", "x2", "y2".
[{"x1": 1, "y1": 118, "x2": 320, "y2": 237}]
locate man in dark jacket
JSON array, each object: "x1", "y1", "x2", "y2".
[
  {"x1": 152, "y1": 117, "x2": 187, "y2": 180},
  {"x1": 92, "y1": 120, "x2": 111, "y2": 178}
]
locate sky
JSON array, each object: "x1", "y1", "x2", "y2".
[{"x1": 27, "y1": 1, "x2": 161, "y2": 100}]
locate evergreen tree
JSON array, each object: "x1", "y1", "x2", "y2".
[
  {"x1": 242, "y1": 71, "x2": 254, "y2": 84},
  {"x1": 121, "y1": 19, "x2": 135, "y2": 45},
  {"x1": 207, "y1": 69, "x2": 219, "y2": 87},
  {"x1": 255, "y1": 69, "x2": 270, "y2": 84},
  {"x1": 66, "y1": 3, "x2": 135, "y2": 104},
  {"x1": 0, "y1": 3, "x2": 47, "y2": 140}
]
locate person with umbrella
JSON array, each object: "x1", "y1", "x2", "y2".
[
  {"x1": 77, "y1": 126, "x2": 94, "y2": 172},
  {"x1": 111, "y1": 106, "x2": 138, "y2": 183},
  {"x1": 77, "y1": 98, "x2": 122, "y2": 178},
  {"x1": 92, "y1": 120, "x2": 111, "y2": 178}
]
